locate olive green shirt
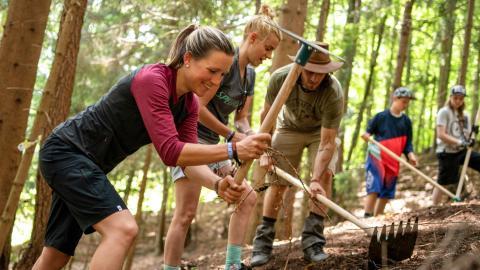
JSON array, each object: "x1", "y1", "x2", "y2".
[{"x1": 265, "y1": 64, "x2": 344, "y2": 132}]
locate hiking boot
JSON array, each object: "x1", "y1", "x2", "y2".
[
  {"x1": 303, "y1": 243, "x2": 329, "y2": 262},
  {"x1": 250, "y1": 219, "x2": 276, "y2": 267},
  {"x1": 302, "y1": 213, "x2": 328, "y2": 262}
]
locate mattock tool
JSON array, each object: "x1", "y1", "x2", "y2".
[
  {"x1": 272, "y1": 166, "x2": 418, "y2": 268},
  {"x1": 232, "y1": 24, "x2": 344, "y2": 186}
]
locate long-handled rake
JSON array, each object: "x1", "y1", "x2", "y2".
[
  {"x1": 367, "y1": 137, "x2": 461, "y2": 202},
  {"x1": 272, "y1": 166, "x2": 418, "y2": 267}
]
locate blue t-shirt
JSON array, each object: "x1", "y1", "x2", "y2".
[{"x1": 366, "y1": 110, "x2": 414, "y2": 173}]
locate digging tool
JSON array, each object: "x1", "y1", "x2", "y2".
[
  {"x1": 455, "y1": 109, "x2": 480, "y2": 199},
  {"x1": 232, "y1": 28, "x2": 331, "y2": 185},
  {"x1": 273, "y1": 166, "x2": 418, "y2": 266},
  {"x1": 367, "y1": 136, "x2": 461, "y2": 202}
]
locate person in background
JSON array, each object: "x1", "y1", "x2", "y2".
[
  {"x1": 432, "y1": 85, "x2": 480, "y2": 205},
  {"x1": 361, "y1": 87, "x2": 418, "y2": 217}
]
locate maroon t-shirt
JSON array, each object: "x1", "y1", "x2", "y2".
[{"x1": 131, "y1": 64, "x2": 199, "y2": 166}]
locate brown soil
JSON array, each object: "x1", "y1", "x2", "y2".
[{"x1": 68, "y1": 155, "x2": 480, "y2": 270}]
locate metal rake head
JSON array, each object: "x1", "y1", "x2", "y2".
[{"x1": 367, "y1": 217, "x2": 419, "y2": 268}]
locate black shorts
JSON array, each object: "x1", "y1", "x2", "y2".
[
  {"x1": 39, "y1": 135, "x2": 127, "y2": 256},
  {"x1": 436, "y1": 150, "x2": 480, "y2": 185}
]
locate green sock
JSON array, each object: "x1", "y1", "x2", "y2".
[
  {"x1": 225, "y1": 244, "x2": 242, "y2": 269},
  {"x1": 163, "y1": 264, "x2": 180, "y2": 270}
]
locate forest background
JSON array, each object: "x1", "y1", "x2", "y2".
[{"x1": 0, "y1": 0, "x2": 479, "y2": 269}]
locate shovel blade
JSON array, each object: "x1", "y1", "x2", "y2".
[{"x1": 368, "y1": 217, "x2": 418, "y2": 267}]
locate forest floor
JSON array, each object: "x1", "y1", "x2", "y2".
[{"x1": 68, "y1": 155, "x2": 480, "y2": 270}]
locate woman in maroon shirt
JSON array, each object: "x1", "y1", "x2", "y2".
[{"x1": 33, "y1": 25, "x2": 270, "y2": 270}]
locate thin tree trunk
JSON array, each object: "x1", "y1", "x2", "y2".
[
  {"x1": 275, "y1": 187, "x2": 296, "y2": 240},
  {"x1": 335, "y1": 0, "x2": 361, "y2": 171},
  {"x1": 0, "y1": 0, "x2": 51, "y2": 264},
  {"x1": 270, "y1": 0, "x2": 308, "y2": 71},
  {"x1": 457, "y1": 0, "x2": 474, "y2": 86},
  {"x1": 244, "y1": 161, "x2": 267, "y2": 244},
  {"x1": 123, "y1": 169, "x2": 136, "y2": 203},
  {"x1": 384, "y1": 4, "x2": 400, "y2": 108},
  {"x1": 255, "y1": 0, "x2": 261, "y2": 14},
  {"x1": 392, "y1": 0, "x2": 414, "y2": 90},
  {"x1": 437, "y1": 0, "x2": 457, "y2": 110},
  {"x1": 315, "y1": 0, "x2": 330, "y2": 42},
  {"x1": 472, "y1": 43, "x2": 480, "y2": 118},
  {"x1": 429, "y1": 76, "x2": 438, "y2": 154},
  {"x1": 10, "y1": 1, "x2": 88, "y2": 268},
  {"x1": 124, "y1": 146, "x2": 153, "y2": 270},
  {"x1": 346, "y1": 14, "x2": 387, "y2": 168},
  {"x1": 155, "y1": 166, "x2": 170, "y2": 255}
]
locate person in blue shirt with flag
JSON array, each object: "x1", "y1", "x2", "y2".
[{"x1": 361, "y1": 87, "x2": 418, "y2": 217}]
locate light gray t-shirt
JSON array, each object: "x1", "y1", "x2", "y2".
[{"x1": 436, "y1": 106, "x2": 471, "y2": 153}]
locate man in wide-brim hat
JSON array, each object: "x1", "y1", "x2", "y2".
[{"x1": 250, "y1": 42, "x2": 344, "y2": 266}]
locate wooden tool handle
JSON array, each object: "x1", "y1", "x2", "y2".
[
  {"x1": 273, "y1": 166, "x2": 373, "y2": 235},
  {"x1": 233, "y1": 64, "x2": 303, "y2": 185},
  {"x1": 456, "y1": 109, "x2": 480, "y2": 198},
  {"x1": 368, "y1": 137, "x2": 457, "y2": 199}
]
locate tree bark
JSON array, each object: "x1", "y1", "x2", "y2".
[
  {"x1": 335, "y1": 0, "x2": 361, "y2": 171},
  {"x1": 392, "y1": 0, "x2": 415, "y2": 90},
  {"x1": 10, "y1": 1, "x2": 88, "y2": 268},
  {"x1": 124, "y1": 145, "x2": 153, "y2": 270},
  {"x1": 244, "y1": 161, "x2": 267, "y2": 244},
  {"x1": 315, "y1": 0, "x2": 330, "y2": 42},
  {"x1": 275, "y1": 187, "x2": 296, "y2": 240},
  {"x1": 437, "y1": 0, "x2": 457, "y2": 110},
  {"x1": 346, "y1": 14, "x2": 387, "y2": 167},
  {"x1": 472, "y1": 44, "x2": 480, "y2": 119},
  {"x1": 155, "y1": 167, "x2": 170, "y2": 255},
  {"x1": 123, "y1": 169, "x2": 136, "y2": 204},
  {"x1": 457, "y1": 0, "x2": 474, "y2": 86},
  {"x1": 0, "y1": 0, "x2": 51, "y2": 264},
  {"x1": 270, "y1": 0, "x2": 308, "y2": 71}
]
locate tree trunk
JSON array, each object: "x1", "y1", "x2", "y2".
[
  {"x1": 124, "y1": 145, "x2": 153, "y2": 270},
  {"x1": 0, "y1": 0, "x2": 51, "y2": 264},
  {"x1": 392, "y1": 0, "x2": 414, "y2": 91},
  {"x1": 275, "y1": 187, "x2": 296, "y2": 240},
  {"x1": 155, "y1": 166, "x2": 170, "y2": 255},
  {"x1": 315, "y1": 0, "x2": 330, "y2": 42},
  {"x1": 346, "y1": 14, "x2": 387, "y2": 168},
  {"x1": 270, "y1": 0, "x2": 308, "y2": 71},
  {"x1": 10, "y1": 1, "x2": 88, "y2": 268},
  {"x1": 472, "y1": 44, "x2": 480, "y2": 118},
  {"x1": 244, "y1": 161, "x2": 267, "y2": 244},
  {"x1": 123, "y1": 169, "x2": 136, "y2": 204},
  {"x1": 457, "y1": 0, "x2": 474, "y2": 86},
  {"x1": 437, "y1": 0, "x2": 457, "y2": 110},
  {"x1": 335, "y1": 0, "x2": 361, "y2": 171},
  {"x1": 384, "y1": 4, "x2": 400, "y2": 108}
]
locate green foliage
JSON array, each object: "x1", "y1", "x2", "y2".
[{"x1": 9, "y1": 0, "x2": 480, "y2": 248}]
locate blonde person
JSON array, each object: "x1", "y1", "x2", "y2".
[
  {"x1": 433, "y1": 85, "x2": 480, "y2": 204},
  {"x1": 168, "y1": 6, "x2": 281, "y2": 270},
  {"x1": 251, "y1": 42, "x2": 343, "y2": 266},
  {"x1": 33, "y1": 25, "x2": 270, "y2": 270}
]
